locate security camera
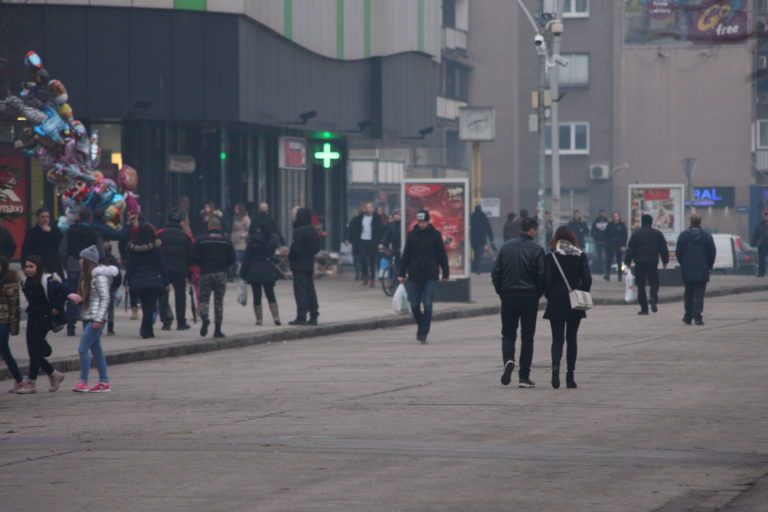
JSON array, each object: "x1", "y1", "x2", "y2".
[
  {"x1": 534, "y1": 34, "x2": 545, "y2": 47},
  {"x1": 554, "y1": 55, "x2": 569, "y2": 67}
]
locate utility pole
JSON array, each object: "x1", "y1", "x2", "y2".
[
  {"x1": 549, "y1": 15, "x2": 564, "y2": 233},
  {"x1": 537, "y1": 55, "x2": 547, "y2": 246}
]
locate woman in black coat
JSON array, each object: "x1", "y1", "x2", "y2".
[
  {"x1": 543, "y1": 226, "x2": 592, "y2": 389},
  {"x1": 125, "y1": 224, "x2": 168, "y2": 339},
  {"x1": 240, "y1": 224, "x2": 280, "y2": 326}
]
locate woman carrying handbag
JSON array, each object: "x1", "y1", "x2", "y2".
[{"x1": 543, "y1": 226, "x2": 592, "y2": 389}]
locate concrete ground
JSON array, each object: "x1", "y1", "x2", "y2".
[{"x1": 1, "y1": 289, "x2": 766, "y2": 511}]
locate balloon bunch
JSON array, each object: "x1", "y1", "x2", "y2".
[{"x1": 0, "y1": 51, "x2": 138, "y2": 229}]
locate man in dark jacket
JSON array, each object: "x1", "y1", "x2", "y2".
[
  {"x1": 21, "y1": 207, "x2": 63, "y2": 279},
  {"x1": 347, "y1": 202, "x2": 384, "y2": 288},
  {"x1": 492, "y1": 217, "x2": 545, "y2": 388},
  {"x1": 470, "y1": 204, "x2": 494, "y2": 274},
  {"x1": 0, "y1": 220, "x2": 16, "y2": 259},
  {"x1": 289, "y1": 207, "x2": 321, "y2": 325},
  {"x1": 59, "y1": 210, "x2": 104, "y2": 336},
  {"x1": 624, "y1": 214, "x2": 669, "y2": 315},
  {"x1": 751, "y1": 210, "x2": 768, "y2": 277},
  {"x1": 591, "y1": 209, "x2": 609, "y2": 274},
  {"x1": 398, "y1": 209, "x2": 449, "y2": 343},
  {"x1": 252, "y1": 202, "x2": 285, "y2": 246},
  {"x1": 603, "y1": 211, "x2": 628, "y2": 282},
  {"x1": 503, "y1": 212, "x2": 520, "y2": 242},
  {"x1": 379, "y1": 209, "x2": 402, "y2": 270},
  {"x1": 192, "y1": 217, "x2": 236, "y2": 338},
  {"x1": 676, "y1": 214, "x2": 716, "y2": 325},
  {"x1": 157, "y1": 208, "x2": 195, "y2": 331},
  {"x1": 567, "y1": 210, "x2": 590, "y2": 249}
]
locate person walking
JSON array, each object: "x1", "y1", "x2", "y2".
[
  {"x1": 543, "y1": 227, "x2": 592, "y2": 389},
  {"x1": 676, "y1": 214, "x2": 716, "y2": 326},
  {"x1": 240, "y1": 224, "x2": 281, "y2": 326},
  {"x1": 470, "y1": 204, "x2": 494, "y2": 274},
  {"x1": 379, "y1": 209, "x2": 402, "y2": 272},
  {"x1": 157, "y1": 208, "x2": 194, "y2": 331},
  {"x1": 348, "y1": 203, "x2": 384, "y2": 288},
  {"x1": 492, "y1": 217, "x2": 545, "y2": 388},
  {"x1": 346, "y1": 206, "x2": 364, "y2": 280},
  {"x1": 591, "y1": 209, "x2": 609, "y2": 274},
  {"x1": 193, "y1": 217, "x2": 236, "y2": 338},
  {"x1": 503, "y1": 212, "x2": 520, "y2": 242},
  {"x1": 0, "y1": 219, "x2": 16, "y2": 259},
  {"x1": 125, "y1": 224, "x2": 168, "y2": 339},
  {"x1": 604, "y1": 212, "x2": 628, "y2": 282},
  {"x1": 567, "y1": 210, "x2": 590, "y2": 249},
  {"x1": 71, "y1": 245, "x2": 118, "y2": 393},
  {"x1": 624, "y1": 214, "x2": 669, "y2": 315},
  {"x1": 17, "y1": 255, "x2": 68, "y2": 394},
  {"x1": 21, "y1": 207, "x2": 63, "y2": 279},
  {"x1": 0, "y1": 256, "x2": 23, "y2": 393},
  {"x1": 751, "y1": 210, "x2": 768, "y2": 277},
  {"x1": 288, "y1": 208, "x2": 321, "y2": 326},
  {"x1": 398, "y1": 209, "x2": 449, "y2": 343},
  {"x1": 230, "y1": 203, "x2": 251, "y2": 268}
]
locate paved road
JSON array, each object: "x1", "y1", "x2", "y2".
[{"x1": 1, "y1": 290, "x2": 767, "y2": 511}]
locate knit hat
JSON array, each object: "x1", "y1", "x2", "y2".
[
  {"x1": 416, "y1": 209, "x2": 430, "y2": 221},
  {"x1": 79, "y1": 245, "x2": 100, "y2": 264}
]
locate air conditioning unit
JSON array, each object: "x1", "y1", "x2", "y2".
[{"x1": 590, "y1": 165, "x2": 610, "y2": 180}]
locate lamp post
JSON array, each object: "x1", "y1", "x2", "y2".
[{"x1": 682, "y1": 157, "x2": 697, "y2": 216}]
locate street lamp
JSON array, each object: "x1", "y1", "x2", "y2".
[{"x1": 682, "y1": 157, "x2": 697, "y2": 215}]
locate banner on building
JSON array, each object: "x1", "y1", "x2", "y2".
[
  {"x1": 278, "y1": 137, "x2": 307, "y2": 170},
  {"x1": 0, "y1": 147, "x2": 28, "y2": 259},
  {"x1": 624, "y1": 0, "x2": 748, "y2": 46},
  {"x1": 402, "y1": 179, "x2": 469, "y2": 278}
]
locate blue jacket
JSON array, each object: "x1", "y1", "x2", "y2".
[{"x1": 675, "y1": 226, "x2": 716, "y2": 283}]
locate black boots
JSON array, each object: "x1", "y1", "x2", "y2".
[
  {"x1": 566, "y1": 371, "x2": 577, "y2": 389},
  {"x1": 213, "y1": 324, "x2": 225, "y2": 338},
  {"x1": 551, "y1": 365, "x2": 560, "y2": 389},
  {"x1": 308, "y1": 313, "x2": 319, "y2": 326},
  {"x1": 200, "y1": 318, "x2": 210, "y2": 337},
  {"x1": 288, "y1": 317, "x2": 307, "y2": 326}
]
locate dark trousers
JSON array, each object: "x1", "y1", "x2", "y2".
[
  {"x1": 292, "y1": 271, "x2": 318, "y2": 319},
  {"x1": 137, "y1": 289, "x2": 162, "y2": 337},
  {"x1": 0, "y1": 323, "x2": 22, "y2": 382},
  {"x1": 683, "y1": 282, "x2": 707, "y2": 321},
  {"x1": 634, "y1": 262, "x2": 659, "y2": 312},
  {"x1": 604, "y1": 246, "x2": 623, "y2": 279},
  {"x1": 500, "y1": 293, "x2": 539, "y2": 379},
  {"x1": 26, "y1": 312, "x2": 53, "y2": 380},
  {"x1": 758, "y1": 247, "x2": 767, "y2": 277},
  {"x1": 550, "y1": 318, "x2": 581, "y2": 372},
  {"x1": 359, "y1": 240, "x2": 377, "y2": 280},
  {"x1": 160, "y1": 272, "x2": 187, "y2": 326},
  {"x1": 406, "y1": 279, "x2": 436, "y2": 338},
  {"x1": 251, "y1": 282, "x2": 277, "y2": 305},
  {"x1": 594, "y1": 241, "x2": 606, "y2": 274},
  {"x1": 65, "y1": 271, "x2": 80, "y2": 329},
  {"x1": 471, "y1": 244, "x2": 485, "y2": 274}
]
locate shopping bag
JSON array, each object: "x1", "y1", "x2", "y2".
[
  {"x1": 237, "y1": 279, "x2": 248, "y2": 306},
  {"x1": 624, "y1": 268, "x2": 637, "y2": 304},
  {"x1": 392, "y1": 283, "x2": 409, "y2": 315}
]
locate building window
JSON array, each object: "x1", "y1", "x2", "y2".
[
  {"x1": 757, "y1": 120, "x2": 768, "y2": 149},
  {"x1": 443, "y1": 0, "x2": 456, "y2": 28},
  {"x1": 545, "y1": 122, "x2": 590, "y2": 155},
  {"x1": 559, "y1": 53, "x2": 589, "y2": 86},
  {"x1": 562, "y1": 0, "x2": 589, "y2": 18},
  {"x1": 443, "y1": 60, "x2": 470, "y2": 101}
]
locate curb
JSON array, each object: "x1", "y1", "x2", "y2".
[{"x1": 2, "y1": 284, "x2": 767, "y2": 381}]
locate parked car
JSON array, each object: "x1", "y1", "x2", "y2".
[
  {"x1": 711, "y1": 234, "x2": 756, "y2": 275},
  {"x1": 734, "y1": 237, "x2": 757, "y2": 275}
]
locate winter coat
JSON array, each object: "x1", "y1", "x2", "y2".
[
  {"x1": 675, "y1": 226, "x2": 716, "y2": 284},
  {"x1": 21, "y1": 272, "x2": 70, "y2": 320},
  {"x1": 399, "y1": 224, "x2": 449, "y2": 282},
  {"x1": 470, "y1": 209, "x2": 494, "y2": 247},
  {"x1": 380, "y1": 220, "x2": 402, "y2": 251},
  {"x1": 289, "y1": 208, "x2": 320, "y2": 274},
  {"x1": 230, "y1": 214, "x2": 251, "y2": 251},
  {"x1": 80, "y1": 265, "x2": 118, "y2": 323},
  {"x1": 157, "y1": 222, "x2": 195, "y2": 275},
  {"x1": 605, "y1": 221, "x2": 628, "y2": 249},
  {"x1": 0, "y1": 270, "x2": 21, "y2": 335},
  {"x1": 126, "y1": 240, "x2": 168, "y2": 292},
  {"x1": 751, "y1": 220, "x2": 768, "y2": 250},
  {"x1": 591, "y1": 216, "x2": 609, "y2": 244},
  {"x1": 567, "y1": 219, "x2": 590, "y2": 248},
  {"x1": 503, "y1": 219, "x2": 521, "y2": 242},
  {"x1": 240, "y1": 232, "x2": 278, "y2": 284},
  {"x1": 59, "y1": 223, "x2": 104, "y2": 274},
  {"x1": 251, "y1": 212, "x2": 285, "y2": 245},
  {"x1": 0, "y1": 225, "x2": 16, "y2": 259},
  {"x1": 624, "y1": 226, "x2": 669, "y2": 266},
  {"x1": 492, "y1": 234, "x2": 545, "y2": 297},
  {"x1": 193, "y1": 230, "x2": 236, "y2": 275},
  {"x1": 348, "y1": 213, "x2": 384, "y2": 244},
  {"x1": 21, "y1": 225, "x2": 63, "y2": 277},
  {"x1": 543, "y1": 242, "x2": 592, "y2": 320}
]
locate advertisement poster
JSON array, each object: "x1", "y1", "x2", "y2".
[
  {"x1": 0, "y1": 147, "x2": 27, "y2": 259},
  {"x1": 629, "y1": 184, "x2": 685, "y2": 264},
  {"x1": 402, "y1": 179, "x2": 469, "y2": 278},
  {"x1": 624, "y1": 0, "x2": 748, "y2": 46}
]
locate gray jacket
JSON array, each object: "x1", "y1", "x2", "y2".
[{"x1": 80, "y1": 265, "x2": 118, "y2": 323}]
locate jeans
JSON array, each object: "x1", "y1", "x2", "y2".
[
  {"x1": 549, "y1": 318, "x2": 581, "y2": 372},
  {"x1": 160, "y1": 272, "x2": 187, "y2": 326},
  {"x1": 0, "y1": 323, "x2": 22, "y2": 382},
  {"x1": 359, "y1": 240, "x2": 377, "y2": 280},
  {"x1": 66, "y1": 271, "x2": 80, "y2": 329},
  {"x1": 292, "y1": 271, "x2": 318, "y2": 319},
  {"x1": 406, "y1": 280, "x2": 436, "y2": 338},
  {"x1": 26, "y1": 311, "x2": 54, "y2": 380},
  {"x1": 605, "y1": 246, "x2": 623, "y2": 279},
  {"x1": 634, "y1": 262, "x2": 659, "y2": 312},
  {"x1": 500, "y1": 292, "x2": 539, "y2": 379},
  {"x1": 251, "y1": 282, "x2": 276, "y2": 305},
  {"x1": 137, "y1": 289, "x2": 163, "y2": 337},
  {"x1": 78, "y1": 321, "x2": 108, "y2": 383},
  {"x1": 683, "y1": 282, "x2": 707, "y2": 321}
]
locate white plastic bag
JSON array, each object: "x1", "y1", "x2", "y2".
[
  {"x1": 392, "y1": 283, "x2": 409, "y2": 315},
  {"x1": 237, "y1": 279, "x2": 248, "y2": 306},
  {"x1": 624, "y1": 268, "x2": 637, "y2": 304}
]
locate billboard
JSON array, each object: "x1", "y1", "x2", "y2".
[
  {"x1": 687, "y1": 186, "x2": 735, "y2": 207},
  {"x1": 629, "y1": 184, "x2": 685, "y2": 265},
  {"x1": 0, "y1": 147, "x2": 28, "y2": 259},
  {"x1": 278, "y1": 137, "x2": 307, "y2": 170},
  {"x1": 624, "y1": 0, "x2": 748, "y2": 47},
  {"x1": 402, "y1": 179, "x2": 469, "y2": 278}
]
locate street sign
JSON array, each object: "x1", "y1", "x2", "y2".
[{"x1": 480, "y1": 197, "x2": 501, "y2": 218}]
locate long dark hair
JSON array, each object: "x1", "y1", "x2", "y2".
[
  {"x1": 24, "y1": 255, "x2": 45, "y2": 287},
  {"x1": 78, "y1": 259, "x2": 98, "y2": 308},
  {"x1": 549, "y1": 226, "x2": 579, "y2": 251},
  {"x1": 134, "y1": 224, "x2": 156, "y2": 245}
]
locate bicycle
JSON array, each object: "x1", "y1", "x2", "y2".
[{"x1": 378, "y1": 249, "x2": 399, "y2": 296}]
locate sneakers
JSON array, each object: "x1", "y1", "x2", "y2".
[
  {"x1": 8, "y1": 381, "x2": 24, "y2": 393},
  {"x1": 518, "y1": 378, "x2": 536, "y2": 388},
  {"x1": 73, "y1": 381, "x2": 89, "y2": 393},
  {"x1": 200, "y1": 318, "x2": 210, "y2": 337},
  {"x1": 15, "y1": 379, "x2": 37, "y2": 394},
  {"x1": 417, "y1": 335, "x2": 427, "y2": 344},
  {"x1": 89, "y1": 382, "x2": 111, "y2": 393},
  {"x1": 501, "y1": 361, "x2": 515, "y2": 386},
  {"x1": 49, "y1": 371, "x2": 65, "y2": 392}
]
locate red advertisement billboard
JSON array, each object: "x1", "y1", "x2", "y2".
[
  {"x1": 0, "y1": 146, "x2": 27, "y2": 259},
  {"x1": 402, "y1": 180, "x2": 469, "y2": 278}
]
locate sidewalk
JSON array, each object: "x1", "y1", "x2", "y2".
[{"x1": 2, "y1": 270, "x2": 766, "y2": 380}]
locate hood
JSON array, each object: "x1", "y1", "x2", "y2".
[
  {"x1": 555, "y1": 240, "x2": 582, "y2": 256},
  {"x1": 688, "y1": 226, "x2": 704, "y2": 242},
  {"x1": 128, "y1": 240, "x2": 161, "y2": 252},
  {"x1": 93, "y1": 265, "x2": 119, "y2": 278},
  {"x1": 295, "y1": 208, "x2": 312, "y2": 228}
]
